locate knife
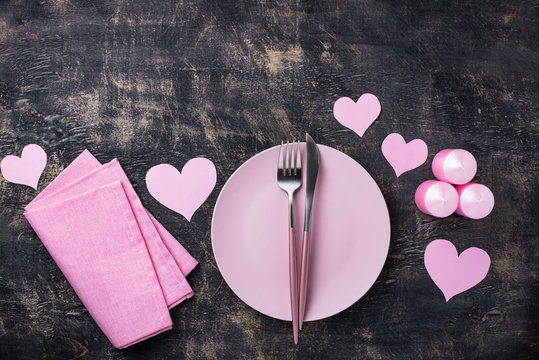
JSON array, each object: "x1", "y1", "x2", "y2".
[{"x1": 299, "y1": 133, "x2": 319, "y2": 329}]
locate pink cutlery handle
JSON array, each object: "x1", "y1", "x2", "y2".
[
  {"x1": 299, "y1": 230, "x2": 311, "y2": 330},
  {"x1": 289, "y1": 227, "x2": 299, "y2": 344}
]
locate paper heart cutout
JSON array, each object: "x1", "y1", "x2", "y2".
[
  {"x1": 333, "y1": 93, "x2": 381, "y2": 137},
  {"x1": 381, "y1": 133, "x2": 428, "y2": 177},
  {"x1": 1, "y1": 144, "x2": 47, "y2": 189},
  {"x1": 425, "y1": 239, "x2": 491, "y2": 302},
  {"x1": 146, "y1": 158, "x2": 217, "y2": 221}
]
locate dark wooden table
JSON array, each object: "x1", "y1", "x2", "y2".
[{"x1": 1, "y1": 1, "x2": 537, "y2": 359}]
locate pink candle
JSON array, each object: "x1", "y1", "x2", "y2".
[
  {"x1": 455, "y1": 183, "x2": 494, "y2": 219},
  {"x1": 415, "y1": 180, "x2": 459, "y2": 218},
  {"x1": 432, "y1": 149, "x2": 477, "y2": 185}
]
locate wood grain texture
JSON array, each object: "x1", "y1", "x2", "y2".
[{"x1": 0, "y1": 0, "x2": 537, "y2": 359}]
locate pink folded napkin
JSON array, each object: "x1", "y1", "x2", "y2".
[{"x1": 24, "y1": 150, "x2": 197, "y2": 349}]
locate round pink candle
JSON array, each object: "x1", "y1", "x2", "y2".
[
  {"x1": 415, "y1": 180, "x2": 459, "y2": 218},
  {"x1": 432, "y1": 149, "x2": 477, "y2": 185},
  {"x1": 455, "y1": 183, "x2": 494, "y2": 219}
]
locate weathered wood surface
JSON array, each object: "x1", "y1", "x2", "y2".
[{"x1": 0, "y1": 0, "x2": 537, "y2": 359}]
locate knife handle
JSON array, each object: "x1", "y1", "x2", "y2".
[
  {"x1": 289, "y1": 227, "x2": 299, "y2": 344},
  {"x1": 299, "y1": 230, "x2": 311, "y2": 330}
]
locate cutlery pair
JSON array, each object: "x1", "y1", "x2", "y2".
[{"x1": 277, "y1": 134, "x2": 319, "y2": 344}]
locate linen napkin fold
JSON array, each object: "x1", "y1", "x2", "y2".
[
  {"x1": 24, "y1": 150, "x2": 198, "y2": 348},
  {"x1": 29, "y1": 150, "x2": 198, "y2": 278}
]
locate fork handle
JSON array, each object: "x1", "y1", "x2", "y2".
[
  {"x1": 288, "y1": 227, "x2": 299, "y2": 344},
  {"x1": 298, "y1": 230, "x2": 311, "y2": 330}
]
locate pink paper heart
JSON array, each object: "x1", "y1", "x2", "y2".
[
  {"x1": 425, "y1": 239, "x2": 490, "y2": 302},
  {"x1": 1, "y1": 144, "x2": 47, "y2": 189},
  {"x1": 381, "y1": 133, "x2": 428, "y2": 177},
  {"x1": 146, "y1": 158, "x2": 217, "y2": 221},
  {"x1": 333, "y1": 93, "x2": 381, "y2": 137}
]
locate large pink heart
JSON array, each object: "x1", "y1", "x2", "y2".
[
  {"x1": 381, "y1": 133, "x2": 428, "y2": 177},
  {"x1": 146, "y1": 158, "x2": 217, "y2": 221},
  {"x1": 425, "y1": 239, "x2": 491, "y2": 302},
  {"x1": 333, "y1": 93, "x2": 381, "y2": 137},
  {"x1": 1, "y1": 144, "x2": 47, "y2": 189}
]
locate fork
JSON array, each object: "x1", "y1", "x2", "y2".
[{"x1": 277, "y1": 140, "x2": 302, "y2": 344}]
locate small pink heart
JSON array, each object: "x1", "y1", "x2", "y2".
[
  {"x1": 381, "y1": 133, "x2": 428, "y2": 177},
  {"x1": 1, "y1": 144, "x2": 47, "y2": 189},
  {"x1": 146, "y1": 158, "x2": 217, "y2": 221},
  {"x1": 333, "y1": 93, "x2": 381, "y2": 137},
  {"x1": 425, "y1": 239, "x2": 491, "y2": 302}
]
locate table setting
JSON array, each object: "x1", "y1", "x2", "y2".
[
  {"x1": 0, "y1": 111, "x2": 504, "y2": 350},
  {"x1": 0, "y1": 0, "x2": 537, "y2": 359}
]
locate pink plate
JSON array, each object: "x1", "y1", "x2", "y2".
[{"x1": 211, "y1": 144, "x2": 390, "y2": 321}]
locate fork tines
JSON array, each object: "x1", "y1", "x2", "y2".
[{"x1": 279, "y1": 141, "x2": 302, "y2": 176}]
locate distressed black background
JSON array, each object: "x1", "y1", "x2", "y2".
[{"x1": 0, "y1": 0, "x2": 537, "y2": 359}]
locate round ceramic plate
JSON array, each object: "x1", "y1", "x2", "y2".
[{"x1": 211, "y1": 144, "x2": 390, "y2": 321}]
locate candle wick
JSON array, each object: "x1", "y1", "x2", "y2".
[{"x1": 435, "y1": 198, "x2": 446, "y2": 211}]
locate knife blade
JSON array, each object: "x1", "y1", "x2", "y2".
[
  {"x1": 299, "y1": 133, "x2": 319, "y2": 329},
  {"x1": 304, "y1": 133, "x2": 319, "y2": 232}
]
